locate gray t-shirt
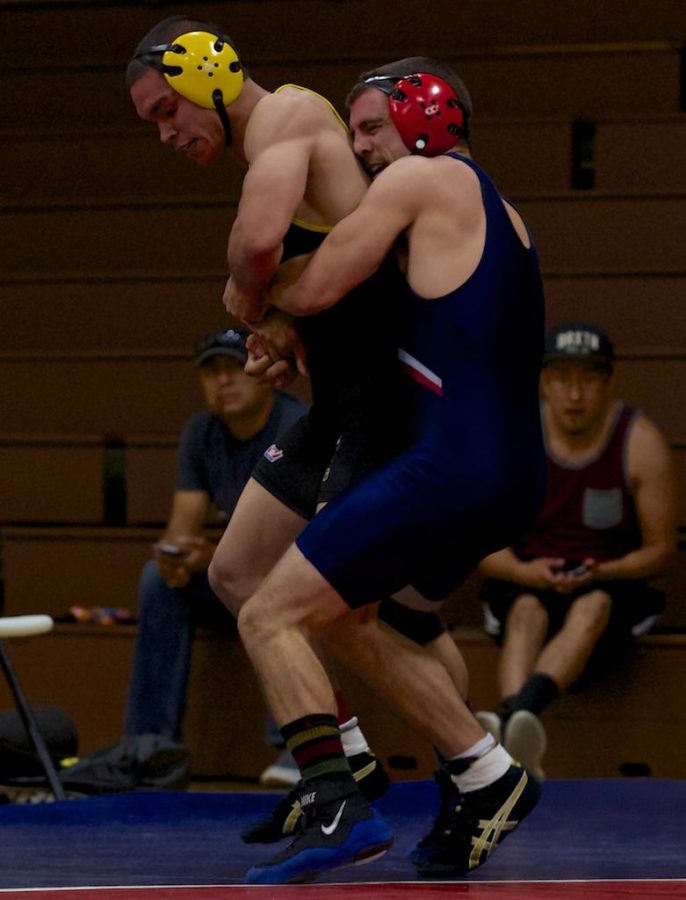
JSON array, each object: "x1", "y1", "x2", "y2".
[{"x1": 176, "y1": 391, "x2": 307, "y2": 521}]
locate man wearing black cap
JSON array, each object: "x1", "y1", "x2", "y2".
[
  {"x1": 477, "y1": 322, "x2": 677, "y2": 778},
  {"x1": 124, "y1": 329, "x2": 306, "y2": 746}
]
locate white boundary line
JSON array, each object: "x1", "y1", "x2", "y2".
[{"x1": 2, "y1": 878, "x2": 686, "y2": 892}]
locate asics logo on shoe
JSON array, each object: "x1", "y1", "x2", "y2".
[
  {"x1": 320, "y1": 800, "x2": 346, "y2": 836},
  {"x1": 469, "y1": 770, "x2": 528, "y2": 869}
]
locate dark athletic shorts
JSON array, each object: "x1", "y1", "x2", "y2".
[
  {"x1": 481, "y1": 577, "x2": 666, "y2": 645},
  {"x1": 251, "y1": 410, "x2": 400, "y2": 521}
]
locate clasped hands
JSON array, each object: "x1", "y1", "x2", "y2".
[{"x1": 223, "y1": 255, "x2": 310, "y2": 389}]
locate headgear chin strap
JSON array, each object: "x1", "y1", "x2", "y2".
[
  {"x1": 364, "y1": 72, "x2": 469, "y2": 157},
  {"x1": 136, "y1": 30, "x2": 243, "y2": 147}
]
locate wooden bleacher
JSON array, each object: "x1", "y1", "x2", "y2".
[
  {"x1": 0, "y1": 620, "x2": 683, "y2": 781},
  {"x1": 0, "y1": 0, "x2": 684, "y2": 780}
]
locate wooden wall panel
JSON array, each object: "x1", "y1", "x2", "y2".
[
  {"x1": 2, "y1": 47, "x2": 681, "y2": 135},
  {"x1": 2, "y1": 526, "x2": 156, "y2": 618},
  {"x1": 596, "y1": 119, "x2": 686, "y2": 192},
  {"x1": 543, "y1": 275, "x2": 686, "y2": 347},
  {"x1": 0, "y1": 280, "x2": 230, "y2": 353},
  {"x1": 0, "y1": 441, "x2": 103, "y2": 524},
  {"x1": 4, "y1": 116, "x2": 684, "y2": 211},
  {"x1": 3, "y1": 275, "x2": 682, "y2": 356},
  {"x1": 613, "y1": 357, "x2": 686, "y2": 437},
  {"x1": 519, "y1": 195, "x2": 686, "y2": 273},
  {"x1": 5, "y1": 0, "x2": 686, "y2": 71},
  {"x1": 4, "y1": 195, "x2": 684, "y2": 282},
  {"x1": 0, "y1": 352, "x2": 681, "y2": 437},
  {"x1": 125, "y1": 440, "x2": 178, "y2": 526},
  {"x1": 0, "y1": 132, "x2": 235, "y2": 205},
  {"x1": 0, "y1": 355, "x2": 201, "y2": 434},
  {"x1": 0, "y1": 205, "x2": 231, "y2": 277}
]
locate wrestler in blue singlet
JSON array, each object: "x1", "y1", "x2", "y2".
[{"x1": 296, "y1": 153, "x2": 547, "y2": 606}]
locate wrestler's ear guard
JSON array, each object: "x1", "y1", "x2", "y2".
[
  {"x1": 138, "y1": 30, "x2": 244, "y2": 109},
  {"x1": 364, "y1": 72, "x2": 468, "y2": 157}
]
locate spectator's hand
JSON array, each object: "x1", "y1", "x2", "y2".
[
  {"x1": 554, "y1": 557, "x2": 596, "y2": 594},
  {"x1": 153, "y1": 537, "x2": 214, "y2": 588},
  {"x1": 153, "y1": 541, "x2": 192, "y2": 589},
  {"x1": 223, "y1": 276, "x2": 265, "y2": 325},
  {"x1": 176, "y1": 536, "x2": 215, "y2": 573},
  {"x1": 516, "y1": 557, "x2": 568, "y2": 589}
]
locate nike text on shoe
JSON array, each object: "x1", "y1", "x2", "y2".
[
  {"x1": 414, "y1": 763, "x2": 541, "y2": 877},
  {"x1": 244, "y1": 779, "x2": 393, "y2": 884},
  {"x1": 241, "y1": 751, "x2": 389, "y2": 844}
]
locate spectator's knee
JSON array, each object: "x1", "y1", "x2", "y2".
[
  {"x1": 567, "y1": 589, "x2": 612, "y2": 635},
  {"x1": 508, "y1": 593, "x2": 547, "y2": 631}
]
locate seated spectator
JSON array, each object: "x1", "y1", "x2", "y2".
[
  {"x1": 476, "y1": 322, "x2": 677, "y2": 778},
  {"x1": 124, "y1": 329, "x2": 307, "y2": 781}
]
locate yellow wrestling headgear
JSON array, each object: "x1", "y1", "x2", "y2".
[{"x1": 140, "y1": 30, "x2": 244, "y2": 109}]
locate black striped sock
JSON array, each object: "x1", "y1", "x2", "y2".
[{"x1": 281, "y1": 713, "x2": 354, "y2": 784}]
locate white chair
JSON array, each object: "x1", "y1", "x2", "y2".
[{"x1": 0, "y1": 615, "x2": 65, "y2": 800}]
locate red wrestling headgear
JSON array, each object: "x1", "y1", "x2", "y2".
[{"x1": 364, "y1": 72, "x2": 469, "y2": 157}]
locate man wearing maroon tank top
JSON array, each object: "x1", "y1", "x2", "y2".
[{"x1": 477, "y1": 322, "x2": 677, "y2": 778}]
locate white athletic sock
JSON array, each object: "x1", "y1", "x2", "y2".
[
  {"x1": 450, "y1": 738, "x2": 512, "y2": 793},
  {"x1": 339, "y1": 716, "x2": 370, "y2": 756}
]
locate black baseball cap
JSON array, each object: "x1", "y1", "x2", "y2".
[
  {"x1": 543, "y1": 322, "x2": 615, "y2": 369},
  {"x1": 194, "y1": 329, "x2": 249, "y2": 366}
]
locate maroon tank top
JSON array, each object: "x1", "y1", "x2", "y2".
[{"x1": 515, "y1": 403, "x2": 642, "y2": 563}]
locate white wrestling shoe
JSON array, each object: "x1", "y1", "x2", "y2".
[
  {"x1": 503, "y1": 710, "x2": 547, "y2": 780},
  {"x1": 475, "y1": 710, "x2": 502, "y2": 744},
  {"x1": 259, "y1": 749, "x2": 300, "y2": 789}
]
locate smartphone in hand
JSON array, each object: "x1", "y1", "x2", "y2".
[
  {"x1": 157, "y1": 542, "x2": 184, "y2": 557},
  {"x1": 554, "y1": 560, "x2": 588, "y2": 577}
]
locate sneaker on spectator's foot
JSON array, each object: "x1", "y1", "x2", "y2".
[
  {"x1": 242, "y1": 751, "x2": 389, "y2": 844},
  {"x1": 503, "y1": 711, "x2": 547, "y2": 780},
  {"x1": 475, "y1": 710, "x2": 503, "y2": 744},
  {"x1": 259, "y1": 749, "x2": 300, "y2": 789},
  {"x1": 414, "y1": 763, "x2": 541, "y2": 877},
  {"x1": 244, "y1": 778, "x2": 393, "y2": 884},
  {"x1": 410, "y1": 766, "x2": 455, "y2": 866}
]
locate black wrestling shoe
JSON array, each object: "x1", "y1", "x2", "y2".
[
  {"x1": 414, "y1": 763, "x2": 542, "y2": 877},
  {"x1": 409, "y1": 766, "x2": 455, "y2": 866},
  {"x1": 245, "y1": 777, "x2": 393, "y2": 884},
  {"x1": 241, "y1": 750, "x2": 390, "y2": 844}
]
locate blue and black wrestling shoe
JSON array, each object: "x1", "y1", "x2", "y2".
[
  {"x1": 241, "y1": 749, "x2": 390, "y2": 844},
  {"x1": 245, "y1": 777, "x2": 393, "y2": 884}
]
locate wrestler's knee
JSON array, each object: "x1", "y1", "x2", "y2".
[
  {"x1": 208, "y1": 554, "x2": 253, "y2": 617},
  {"x1": 236, "y1": 592, "x2": 275, "y2": 648}
]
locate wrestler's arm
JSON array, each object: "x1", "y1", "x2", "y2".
[
  {"x1": 271, "y1": 157, "x2": 421, "y2": 316},
  {"x1": 226, "y1": 103, "x2": 316, "y2": 323}
]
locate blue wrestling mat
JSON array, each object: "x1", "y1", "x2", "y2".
[{"x1": 0, "y1": 779, "x2": 684, "y2": 888}]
